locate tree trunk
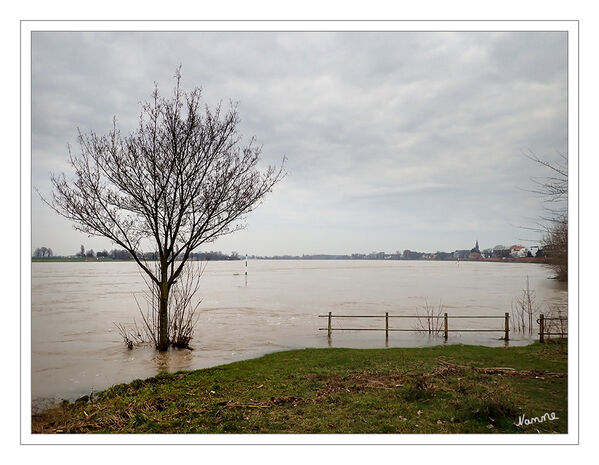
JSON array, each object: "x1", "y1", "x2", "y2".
[{"x1": 158, "y1": 279, "x2": 170, "y2": 351}]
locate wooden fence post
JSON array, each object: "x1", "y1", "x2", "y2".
[
  {"x1": 444, "y1": 313, "x2": 448, "y2": 341},
  {"x1": 539, "y1": 314, "x2": 545, "y2": 343},
  {"x1": 327, "y1": 312, "x2": 332, "y2": 339},
  {"x1": 504, "y1": 312, "x2": 510, "y2": 341},
  {"x1": 385, "y1": 312, "x2": 389, "y2": 340}
]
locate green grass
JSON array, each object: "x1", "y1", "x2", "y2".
[{"x1": 32, "y1": 341, "x2": 567, "y2": 434}]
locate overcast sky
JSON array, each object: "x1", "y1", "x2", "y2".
[{"x1": 32, "y1": 31, "x2": 568, "y2": 256}]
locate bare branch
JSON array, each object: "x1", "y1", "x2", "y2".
[{"x1": 524, "y1": 150, "x2": 568, "y2": 281}]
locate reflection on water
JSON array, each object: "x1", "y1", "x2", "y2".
[
  {"x1": 150, "y1": 347, "x2": 194, "y2": 373},
  {"x1": 31, "y1": 260, "x2": 567, "y2": 409}
]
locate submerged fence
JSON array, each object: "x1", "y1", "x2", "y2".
[
  {"x1": 537, "y1": 314, "x2": 568, "y2": 343},
  {"x1": 318, "y1": 312, "x2": 510, "y2": 341}
]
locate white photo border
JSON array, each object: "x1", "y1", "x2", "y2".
[{"x1": 20, "y1": 19, "x2": 579, "y2": 445}]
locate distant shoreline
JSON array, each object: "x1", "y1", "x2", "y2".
[
  {"x1": 32, "y1": 257, "x2": 550, "y2": 264},
  {"x1": 32, "y1": 257, "x2": 134, "y2": 262}
]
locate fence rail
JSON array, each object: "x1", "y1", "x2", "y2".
[
  {"x1": 318, "y1": 312, "x2": 510, "y2": 341},
  {"x1": 537, "y1": 314, "x2": 568, "y2": 343}
]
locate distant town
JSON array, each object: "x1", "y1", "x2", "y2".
[
  {"x1": 247, "y1": 241, "x2": 545, "y2": 261},
  {"x1": 32, "y1": 240, "x2": 546, "y2": 262}
]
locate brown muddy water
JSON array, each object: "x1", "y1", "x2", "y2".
[{"x1": 31, "y1": 260, "x2": 567, "y2": 411}]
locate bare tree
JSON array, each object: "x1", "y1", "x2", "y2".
[
  {"x1": 526, "y1": 151, "x2": 568, "y2": 207},
  {"x1": 542, "y1": 215, "x2": 568, "y2": 281},
  {"x1": 44, "y1": 68, "x2": 285, "y2": 350},
  {"x1": 526, "y1": 151, "x2": 568, "y2": 281},
  {"x1": 33, "y1": 247, "x2": 53, "y2": 258}
]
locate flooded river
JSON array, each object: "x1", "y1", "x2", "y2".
[{"x1": 31, "y1": 260, "x2": 567, "y2": 409}]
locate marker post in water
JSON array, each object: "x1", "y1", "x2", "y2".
[{"x1": 245, "y1": 253, "x2": 248, "y2": 286}]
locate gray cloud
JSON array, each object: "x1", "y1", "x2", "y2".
[{"x1": 32, "y1": 31, "x2": 567, "y2": 256}]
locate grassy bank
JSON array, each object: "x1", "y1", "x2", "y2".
[{"x1": 32, "y1": 341, "x2": 567, "y2": 434}]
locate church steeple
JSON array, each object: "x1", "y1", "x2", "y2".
[{"x1": 475, "y1": 240, "x2": 479, "y2": 252}]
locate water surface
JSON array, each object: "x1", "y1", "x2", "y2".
[{"x1": 31, "y1": 259, "x2": 567, "y2": 409}]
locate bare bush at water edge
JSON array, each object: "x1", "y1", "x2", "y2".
[
  {"x1": 116, "y1": 261, "x2": 204, "y2": 349},
  {"x1": 544, "y1": 304, "x2": 568, "y2": 340},
  {"x1": 414, "y1": 299, "x2": 444, "y2": 336},
  {"x1": 510, "y1": 277, "x2": 567, "y2": 341},
  {"x1": 511, "y1": 276, "x2": 538, "y2": 335}
]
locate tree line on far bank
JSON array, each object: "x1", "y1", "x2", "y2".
[
  {"x1": 32, "y1": 245, "x2": 242, "y2": 261},
  {"x1": 32, "y1": 246, "x2": 53, "y2": 258}
]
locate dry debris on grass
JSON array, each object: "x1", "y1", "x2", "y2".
[{"x1": 436, "y1": 359, "x2": 566, "y2": 378}]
